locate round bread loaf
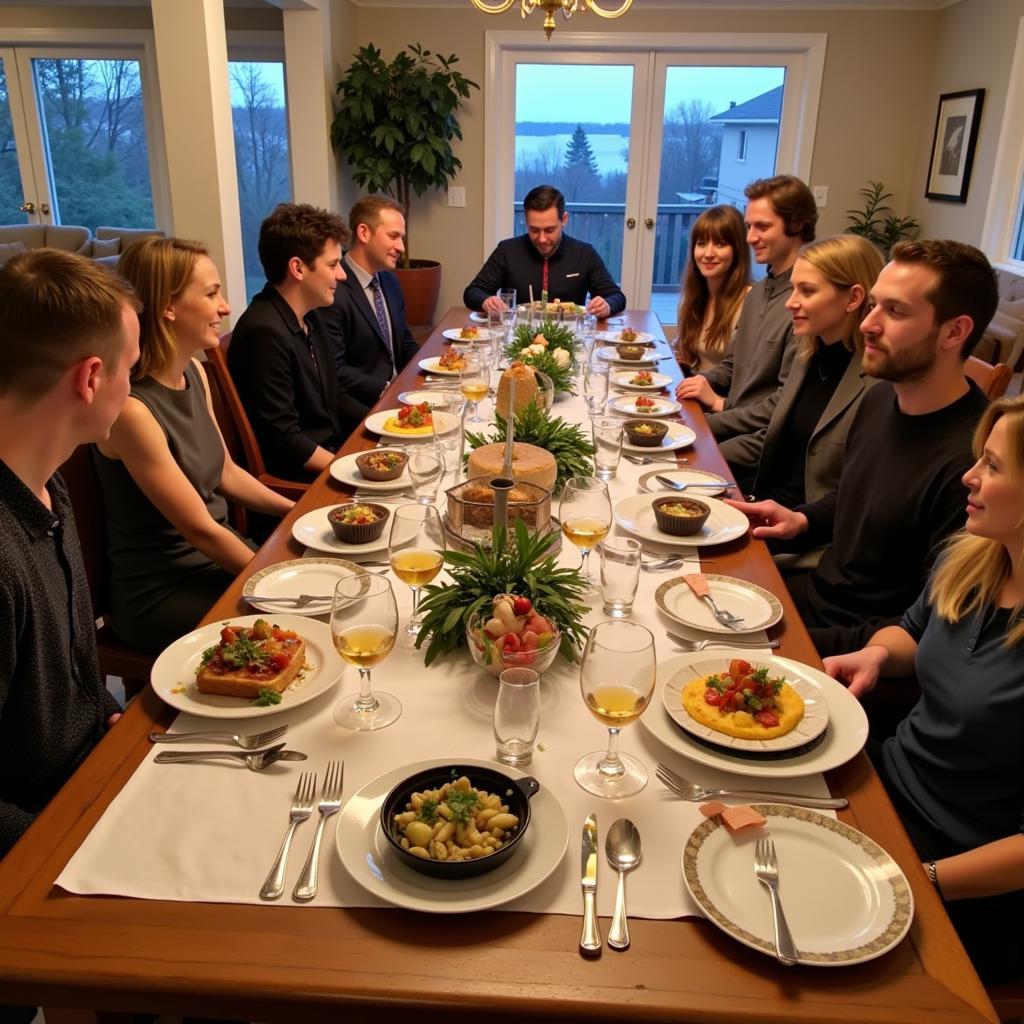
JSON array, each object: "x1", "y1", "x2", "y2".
[
  {"x1": 467, "y1": 442, "x2": 557, "y2": 492},
  {"x1": 496, "y1": 362, "x2": 539, "y2": 418}
]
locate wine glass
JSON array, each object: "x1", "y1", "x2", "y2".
[
  {"x1": 331, "y1": 573, "x2": 400, "y2": 731},
  {"x1": 575, "y1": 619, "x2": 657, "y2": 797},
  {"x1": 388, "y1": 503, "x2": 446, "y2": 646},
  {"x1": 460, "y1": 355, "x2": 489, "y2": 424},
  {"x1": 559, "y1": 476, "x2": 612, "y2": 587}
]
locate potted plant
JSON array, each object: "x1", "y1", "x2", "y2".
[
  {"x1": 845, "y1": 181, "x2": 920, "y2": 256},
  {"x1": 331, "y1": 43, "x2": 478, "y2": 325}
]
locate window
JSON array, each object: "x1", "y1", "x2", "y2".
[{"x1": 737, "y1": 128, "x2": 748, "y2": 162}]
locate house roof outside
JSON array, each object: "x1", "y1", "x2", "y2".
[{"x1": 711, "y1": 85, "x2": 784, "y2": 124}]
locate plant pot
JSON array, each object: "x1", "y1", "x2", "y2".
[{"x1": 396, "y1": 259, "x2": 441, "y2": 329}]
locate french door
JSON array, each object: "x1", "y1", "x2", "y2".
[{"x1": 485, "y1": 32, "x2": 825, "y2": 322}]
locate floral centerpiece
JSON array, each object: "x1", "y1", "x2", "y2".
[{"x1": 507, "y1": 320, "x2": 577, "y2": 395}]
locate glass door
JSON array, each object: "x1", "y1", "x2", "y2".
[{"x1": 0, "y1": 51, "x2": 37, "y2": 223}]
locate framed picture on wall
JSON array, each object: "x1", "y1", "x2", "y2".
[{"x1": 925, "y1": 88, "x2": 985, "y2": 203}]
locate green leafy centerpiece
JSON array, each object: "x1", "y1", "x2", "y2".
[
  {"x1": 415, "y1": 520, "x2": 588, "y2": 667},
  {"x1": 507, "y1": 320, "x2": 577, "y2": 395},
  {"x1": 465, "y1": 402, "x2": 595, "y2": 495}
]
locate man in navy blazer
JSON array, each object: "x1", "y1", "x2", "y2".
[{"x1": 320, "y1": 196, "x2": 420, "y2": 423}]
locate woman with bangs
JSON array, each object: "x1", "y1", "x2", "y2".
[
  {"x1": 672, "y1": 205, "x2": 751, "y2": 378},
  {"x1": 93, "y1": 237, "x2": 293, "y2": 654},
  {"x1": 746, "y1": 234, "x2": 883, "y2": 506},
  {"x1": 825, "y1": 396, "x2": 1024, "y2": 985}
]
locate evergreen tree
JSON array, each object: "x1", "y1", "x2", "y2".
[
  {"x1": 562, "y1": 124, "x2": 600, "y2": 202},
  {"x1": 564, "y1": 124, "x2": 599, "y2": 174}
]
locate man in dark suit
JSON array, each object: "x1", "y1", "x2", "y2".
[
  {"x1": 229, "y1": 203, "x2": 363, "y2": 479},
  {"x1": 320, "y1": 196, "x2": 419, "y2": 425}
]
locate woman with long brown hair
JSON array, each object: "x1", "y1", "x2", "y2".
[
  {"x1": 673, "y1": 204, "x2": 751, "y2": 381},
  {"x1": 825, "y1": 396, "x2": 1024, "y2": 985}
]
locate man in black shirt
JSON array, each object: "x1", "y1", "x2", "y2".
[
  {"x1": 0, "y1": 250, "x2": 140, "y2": 865},
  {"x1": 728, "y1": 240, "x2": 998, "y2": 656},
  {"x1": 464, "y1": 184, "x2": 626, "y2": 318}
]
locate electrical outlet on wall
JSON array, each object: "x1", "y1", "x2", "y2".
[
  {"x1": 448, "y1": 186, "x2": 466, "y2": 208},
  {"x1": 812, "y1": 185, "x2": 829, "y2": 208}
]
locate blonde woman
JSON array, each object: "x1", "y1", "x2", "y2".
[
  {"x1": 747, "y1": 234, "x2": 884, "y2": 505},
  {"x1": 93, "y1": 237, "x2": 293, "y2": 654},
  {"x1": 825, "y1": 396, "x2": 1024, "y2": 985},
  {"x1": 673, "y1": 205, "x2": 751, "y2": 375}
]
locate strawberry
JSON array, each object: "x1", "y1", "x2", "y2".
[{"x1": 512, "y1": 595, "x2": 532, "y2": 616}]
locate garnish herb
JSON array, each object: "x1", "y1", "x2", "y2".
[{"x1": 253, "y1": 688, "x2": 282, "y2": 706}]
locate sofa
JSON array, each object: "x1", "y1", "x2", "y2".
[
  {"x1": 0, "y1": 224, "x2": 164, "y2": 268},
  {"x1": 977, "y1": 264, "x2": 1024, "y2": 371}
]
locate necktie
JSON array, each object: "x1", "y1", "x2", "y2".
[{"x1": 370, "y1": 275, "x2": 393, "y2": 357}]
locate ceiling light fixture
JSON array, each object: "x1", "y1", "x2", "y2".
[{"x1": 468, "y1": 1, "x2": 633, "y2": 41}]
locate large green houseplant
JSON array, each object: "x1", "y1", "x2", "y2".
[
  {"x1": 331, "y1": 43, "x2": 478, "y2": 324},
  {"x1": 845, "y1": 181, "x2": 920, "y2": 256}
]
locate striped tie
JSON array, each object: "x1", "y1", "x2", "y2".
[{"x1": 370, "y1": 275, "x2": 393, "y2": 356}]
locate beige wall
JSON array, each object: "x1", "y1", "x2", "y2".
[
  {"x1": 352, "y1": 4, "x2": 940, "y2": 314},
  {"x1": 909, "y1": 0, "x2": 1024, "y2": 244},
  {"x1": 0, "y1": 4, "x2": 281, "y2": 32},
  {"x1": 330, "y1": 0, "x2": 358, "y2": 214}
]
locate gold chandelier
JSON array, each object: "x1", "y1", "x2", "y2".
[{"x1": 468, "y1": 1, "x2": 633, "y2": 40}]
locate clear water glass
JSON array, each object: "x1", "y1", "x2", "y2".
[
  {"x1": 494, "y1": 667, "x2": 541, "y2": 767},
  {"x1": 498, "y1": 288, "x2": 517, "y2": 311},
  {"x1": 407, "y1": 448, "x2": 445, "y2": 504},
  {"x1": 584, "y1": 361, "x2": 609, "y2": 415},
  {"x1": 599, "y1": 537, "x2": 642, "y2": 618},
  {"x1": 590, "y1": 416, "x2": 623, "y2": 481}
]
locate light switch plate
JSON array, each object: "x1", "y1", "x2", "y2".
[
  {"x1": 448, "y1": 186, "x2": 466, "y2": 207},
  {"x1": 812, "y1": 185, "x2": 829, "y2": 208}
]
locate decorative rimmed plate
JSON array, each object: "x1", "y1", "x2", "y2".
[
  {"x1": 595, "y1": 345, "x2": 663, "y2": 367},
  {"x1": 329, "y1": 451, "x2": 412, "y2": 492},
  {"x1": 662, "y1": 652, "x2": 828, "y2": 754},
  {"x1": 335, "y1": 758, "x2": 569, "y2": 913},
  {"x1": 682, "y1": 803, "x2": 913, "y2": 966},
  {"x1": 609, "y1": 394, "x2": 683, "y2": 417},
  {"x1": 655, "y1": 574, "x2": 783, "y2": 635},
  {"x1": 242, "y1": 557, "x2": 368, "y2": 617},
  {"x1": 639, "y1": 468, "x2": 729, "y2": 496},
  {"x1": 596, "y1": 329, "x2": 656, "y2": 345},
  {"x1": 292, "y1": 504, "x2": 402, "y2": 556},
  {"x1": 621, "y1": 422, "x2": 696, "y2": 453},
  {"x1": 610, "y1": 370, "x2": 673, "y2": 391},
  {"x1": 418, "y1": 357, "x2": 462, "y2": 377},
  {"x1": 641, "y1": 654, "x2": 868, "y2": 778},
  {"x1": 614, "y1": 492, "x2": 748, "y2": 547},
  {"x1": 151, "y1": 614, "x2": 340, "y2": 719},
  {"x1": 364, "y1": 409, "x2": 459, "y2": 440},
  {"x1": 396, "y1": 389, "x2": 453, "y2": 408},
  {"x1": 442, "y1": 327, "x2": 493, "y2": 343}
]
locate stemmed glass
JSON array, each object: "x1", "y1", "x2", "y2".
[
  {"x1": 559, "y1": 476, "x2": 612, "y2": 587},
  {"x1": 388, "y1": 503, "x2": 446, "y2": 646},
  {"x1": 331, "y1": 573, "x2": 400, "y2": 731},
  {"x1": 460, "y1": 355, "x2": 489, "y2": 424},
  {"x1": 575, "y1": 619, "x2": 657, "y2": 797}
]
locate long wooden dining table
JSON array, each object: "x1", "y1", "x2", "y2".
[{"x1": 0, "y1": 307, "x2": 997, "y2": 1024}]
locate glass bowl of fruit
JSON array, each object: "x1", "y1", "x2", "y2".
[{"x1": 466, "y1": 595, "x2": 562, "y2": 677}]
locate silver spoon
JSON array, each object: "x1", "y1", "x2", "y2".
[
  {"x1": 153, "y1": 744, "x2": 308, "y2": 770},
  {"x1": 606, "y1": 818, "x2": 642, "y2": 951}
]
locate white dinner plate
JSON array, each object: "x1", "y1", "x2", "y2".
[
  {"x1": 595, "y1": 345, "x2": 663, "y2": 367},
  {"x1": 614, "y1": 492, "x2": 748, "y2": 547},
  {"x1": 469, "y1": 311, "x2": 488, "y2": 323},
  {"x1": 596, "y1": 329, "x2": 656, "y2": 345},
  {"x1": 418, "y1": 357, "x2": 463, "y2": 377},
  {"x1": 639, "y1": 468, "x2": 730, "y2": 497},
  {"x1": 335, "y1": 758, "x2": 569, "y2": 914},
  {"x1": 662, "y1": 652, "x2": 829, "y2": 754},
  {"x1": 364, "y1": 409, "x2": 459, "y2": 440},
  {"x1": 328, "y1": 450, "x2": 412, "y2": 492},
  {"x1": 609, "y1": 394, "x2": 682, "y2": 417},
  {"x1": 292, "y1": 504, "x2": 399, "y2": 556},
  {"x1": 242, "y1": 557, "x2": 368, "y2": 617},
  {"x1": 655, "y1": 574, "x2": 783, "y2": 635},
  {"x1": 396, "y1": 389, "x2": 452, "y2": 408},
  {"x1": 151, "y1": 614, "x2": 340, "y2": 719},
  {"x1": 610, "y1": 370, "x2": 673, "y2": 391},
  {"x1": 442, "y1": 327, "x2": 493, "y2": 342},
  {"x1": 621, "y1": 422, "x2": 697, "y2": 453},
  {"x1": 682, "y1": 804, "x2": 913, "y2": 966},
  {"x1": 640, "y1": 654, "x2": 869, "y2": 778}
]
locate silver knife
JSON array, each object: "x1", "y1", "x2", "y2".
[{"x1": 579, "y1": 813, "x2": 601, "y2": 954}]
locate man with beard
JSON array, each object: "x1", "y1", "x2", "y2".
[{"x1": 727, "y1": 240, "x2": 996, "y2": 656}]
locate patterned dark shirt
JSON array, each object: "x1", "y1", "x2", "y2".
[{"x1": 0, "y1": 458, "x2": 119, "y2": 858}]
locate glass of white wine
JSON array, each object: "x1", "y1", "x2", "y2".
[
  {"x1": 559, "y1": 476, "x2": 612, "y2": 587},
  {"x1": 388, "y1": 503, "x2": 446, "y2": 646},
  {"x1": 460, "y1": 355, "x2": 489, "y2": 424},
  {"x1": 575, "y1": 619, "x2": 656, "y2": 797},
  {"x1": 331, "y1": 573, "x2": 400, "y2": 732}
]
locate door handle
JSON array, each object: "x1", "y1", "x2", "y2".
[
  {"x1": 645, "y1": 217, "x2": 655, "y2": 229},
  {"x1": 626, "y1": 217, "x2": 636, "y2": 229},
  {"x1": 18, "y1": 201, "x2": 35, "y2": 214},
  {"x1": 40, "y1": 202, "x2": 50, "y2": 215}
]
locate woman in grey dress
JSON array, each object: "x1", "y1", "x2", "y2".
[{"x1": 94, "y1": 237, "x2": 293, "y2": 653}]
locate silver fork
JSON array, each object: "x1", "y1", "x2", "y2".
[
  {"x1": 666, "y1": 632, "x2": 780, "y2": 652},
  {"x1": 260, "y1": 771, "x2": 317, "y2": 900},
  {"x1": 640, "y1": 556, "x2": 685, "y2": 572},
  {"x1": 701, "y1": 592, "x2": 745, "y2": 629},
  {"x1": 655, "y1": 763, "x2": 847, "y2": 810},
  {"x1": 292, "y1": 761, "x2": 345, "y2": 902},
  {"x1": 148, "y1": 725, "x2": 288, "y2": 748},
  {"x1": 754, "y1": 838, "x2": 800, "y2": 965},
  {"x1": 246, "y1": 593, "x2": 329, "y2": 607},
  {"x1": 624, "y1": 454, "x2": 689, "y2": 465}
]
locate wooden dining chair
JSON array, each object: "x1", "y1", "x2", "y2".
[
  {"x1": 58, "y1": 444, "x2": 154, "y2": 700},
  {"x1": 964, "y1": 355, "x2": 1013, "y2": 400}
]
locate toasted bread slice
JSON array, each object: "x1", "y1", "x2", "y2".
[{"x1": 195, "y1": 623, "x2": 306, "y2": 700}]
